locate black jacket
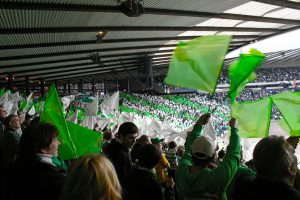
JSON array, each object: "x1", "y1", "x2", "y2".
[
  {"x1": 6, "y1": 157, "x2": 66, "y2": 200},
  {"x1": 124, "y1": 168, "x2": 165, "y2": 200},
  {"x1": 3, "y1": 127, "x2": 20, "y2": 170},
  {"x1": 233, "y1": 175, "x2": 300, "y2": 200},
  {"x1": 106, "y1": 139, "x2": 132, "y2": 187}
]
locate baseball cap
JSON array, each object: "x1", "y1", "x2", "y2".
[
  {"x1": 192, "y1": 136, "x2": 216, "y2": 159},
  {"x1": 151, "y1": 137, "x2": 165, "y2": 144}
]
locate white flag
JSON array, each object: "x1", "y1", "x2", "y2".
[
  {"x1": 0, "y1": 91, "x2": 9, "y2": 106},
  {"x1": 202, "y1": 119, "x2": 217, "y2": 141},
  {"x1": 10, "y1": 102, "x2": 19, "y2": 115},
  {"x1": 81, "y1": 116, "x2": 97, "y2": 130},
  {"x1": 61, "y1": 95, "x2": 75, "y2": 113},
  {"x1": 67, "y1": 109, "x2": 78, "y2": 124},
  {"x1": 101, "y1": 91, "x2": 119, "y2": 117},
  {"x1": 28, "y1": 105, "x2": 36, "y2": 116},
  {"x1": 84, "y1": 95, "x2": 98, "y2": 116}
]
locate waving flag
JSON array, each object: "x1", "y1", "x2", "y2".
[
  {"x1": 228, "y1": 49, "x2": 266, "y2": 103},
  {"x1": 271, "y1": 92, "x2": 300, "y2": 136},
  {"x1": 231, "y1": 98, "x2": 272, "y2": 138},
  {"x1": 165, "y1": 35, "x2": 231, "y2": 94}
]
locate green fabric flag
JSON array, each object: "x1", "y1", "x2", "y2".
[
  {"x1": 41, "y1": 85, "x2": 103, "y2": 159},
  {"x1": 228, "y1": 49, "x2": 266, "y2": 103},
  {"x1": 66, "y1": 121, "x2": 103, "y2": 156},
  {"x1": 278, "y1": 118, "x2": 291, "y2": 134},
  {"x1": 165, "y1": 35, "x2": 231, "y2": 94},
  {"x1": 40, "y1": 85, "x2": 77, "y2": 160},
  {"x1": 271, "y1": 91, "x2": 300, "y2": 136},
  {"x1": 0, "y1": 88, "x2": 5, "y2": 97},
  {"x1": 34, "y1": 101, "x2": 43, "y2": 112},
  {"x1": 231, "y1": 97, "x2": 272, "y2": 138},
  {"x1": 19, "y1": 100, "x2": 27, "y2": 111}
]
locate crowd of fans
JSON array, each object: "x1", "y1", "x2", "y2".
[
  {"x1": 0, "y1": 65, "x2": 299, "y2": 200},
  {"x1": 155, "y1": 66, "x2": 300, "y2": 87},
  {"x1": 120, "y1": 86, "x2": 293, "y2": 133},
  {"x1": 219, "y1": 66, "x2": 300, "y2": 84},
  {"x1": 1, "y1": 108, "x2": 300, "y2": 200}
]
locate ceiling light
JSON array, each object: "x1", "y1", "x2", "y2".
[{"x1": 96, "y1": 31, "x2": 107, "y2": 43}]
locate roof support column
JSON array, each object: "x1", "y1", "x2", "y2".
[
  {"x1": 40, "y1": 80, "x2": 45, "y2": 97},
  {"x1": 68, "y1": 81, "x2": 71, "y2": 95},
  {"x1": 25, "y1": 76, "x2": 30, "y2": 96},
  {"x1": 7, "y1": 74, "x2": 13, "y2": 91},
  {"x1": 104, "y1": 78, "x2": 107, "y2": 94},
  {"x1": 92, "y1": 79, "x2": 96, "y2": 94}
]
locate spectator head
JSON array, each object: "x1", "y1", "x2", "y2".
[
  {"x1": 19, "y1": 122, "x2": 60, "y2": 157},
  {"x1": 117, "y1": 122, "x2": 139, "y2": 149},
  {"x1": 286, "y1": 136, "x2": 300, "y2": 150},
  {"x1": 139, "y1": 144, "x2": 162, "y2": 169},
  {"x1": 6, "y1": 114, "x2": 21, "y2": 130},
  {"x1": 103, "y1": 129, "x2": 113, "y2": 141},
  {"x1": 253, "y1": 136, "x2": 297, "y2": 186},
  {"x1": 18, "y1": 112, "x2": 25, "y2": 125},
  {"x1": 137, "y1": 135, "x2": 151, "y2": 145},
  {"x1": 24, "y1": 114, "x2": 34, "y2": 125},
  {"x1": 176, "y1": 146, "x2": 185, "y2": 158},
  {"x1": 168, "y1": 141, "x2": 177, "y2": 150},
  {"x1": 61, "y1": 154, "x2": 122, "y2": 200},
  {"x1": 218, "y1": 149, "x2": 226, "y2": 160},
  {"x1": 151, "y1": 137, "x2": 164, "y2": 150},
  {"x1": 0, "y1": 105, "x2": 7, "y2": 119},
  {"x1": 191, "y1": 136, "x2": 216, "y2": 166}
]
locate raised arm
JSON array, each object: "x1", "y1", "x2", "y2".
[{"x1": 178, "y1": 113, "x2": 211, "y2": 168}]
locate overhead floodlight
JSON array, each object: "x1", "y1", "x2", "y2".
[
  {"x1": 96, "y1": 31, "x2": 107, "y2": 43},
  {"x1": 120, "y1": 0, "x2": 144, "y2": 17}
]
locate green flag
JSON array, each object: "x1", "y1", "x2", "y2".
[
  {"x1": 19, "y1": 99, "x2": 27, "y2": 111},
  {"x1": 66, "y1": 121, "x2": 103, "y2": 156},
  {"x1": 228, "y1": 49, "x2": 266, "y2": 103},
  {"x1": 34, "y1": 100, "x2": 44, "y2": 112},
  {"x1": 0, "y1": 88, "x2": 5, "y2": 97},
  {"x1": 278, "y1": 118, "x2": 291, "y2": 134},
  {"x1": 165, "y1": 35, "x2": 231, "y2": 94},
  {"x1": 231, "y1": 97, "x2": 272, "y2": 138},
  {"x1": 271, "y1": 91, "x2": 300, "y2": 136},
  {"x1": 40, "y1": 85, "x2": 77, "y2": 160}
]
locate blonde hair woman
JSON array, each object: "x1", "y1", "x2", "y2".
[{"x1": 61, "y1": 154, "x2": 122, "y2": 200}]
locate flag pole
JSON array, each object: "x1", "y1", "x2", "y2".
[{"x1": 210, "y1": 93, "x2": 230, "y2": 114}]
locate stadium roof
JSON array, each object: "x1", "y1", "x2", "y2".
[{"x1": 0, "y1": 0, "x2": 299, "y2": 86}]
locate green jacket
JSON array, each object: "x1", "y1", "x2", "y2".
[{"x1": 176, "y1": 124, "x2": 240, "y2": 200}]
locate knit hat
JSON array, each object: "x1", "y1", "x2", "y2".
[{"x1": 192, "y1": 136, "x2": 216, "y2": 159}]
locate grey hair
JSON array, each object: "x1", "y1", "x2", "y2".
[{"x1": 253, "y1": 135, "x2": 296, "y2": 180}]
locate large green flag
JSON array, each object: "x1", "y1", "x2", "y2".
[
  {"x1": 165, "y1": 35, "x2": 231, "y2": 94},
  {"x1": 278, "y1": 118, "x2": 291, "y2": 134},
  {"x1": 66, "y1": 121, "x2": 103, "y2": 156},
  {"x1": 41, "y1": 85, "x2": 103, "y2": 159},
  {"x1": 271, "y1": 91, "x2": 300, "y2": 136},
  {"x1": 231, "y1": 97, "x2": 272, "y2": 138},
  {"x1": 228, "y1": 49, "x2": 266, "y2": 103},
  {"x1": 40, "y1": 85, "x2": 77, "y2": 159}
]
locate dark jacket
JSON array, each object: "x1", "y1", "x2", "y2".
[
  {"x1": 3, "y1": 127, "x2": 21, "y2": 170},
  {"x1": 124, "y1": 167, "x2": 166, "y2": 200},
  {"x1": 233, "y1": 176, "x2": 300, "y2": 200},
  {"x1": 106, "y1": 139, "x2": 132, "y2": 187},
  {"x1": 6, "y1": 157, "x2": 66, "y2": 200}
]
